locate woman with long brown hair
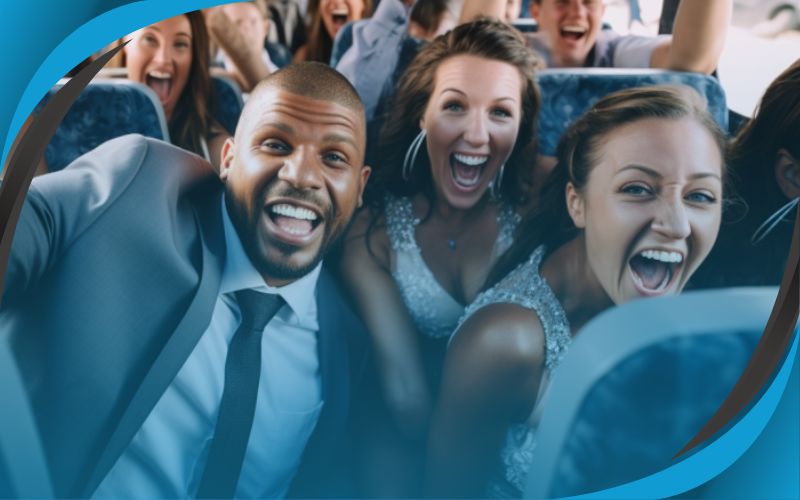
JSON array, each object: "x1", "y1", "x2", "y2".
[
  {"x1": 294, "y1": 0, "x2": 371, "y2": 63},
  {"x1": 124, "y1": 11, "x2": 229, "y2": 166},
  {"x1": 338, "y1": 18, "x2": 539, "y2": 495}
]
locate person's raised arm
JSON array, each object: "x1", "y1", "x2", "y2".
[
  {"x1": 650, "y1": 0, "x2": 732, "y2": 74},
  {"x1": 426, "y1": 304, "x2": 544, "y2": 497},
  {"x1": 338, "y1": 209, "x2": 434, "y2": 437},
  {"x1": 205, "y1": 7, "x2": 272, "y2": 92}
]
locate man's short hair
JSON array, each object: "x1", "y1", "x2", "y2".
[{"x1": 238, "y1": 62, "x2": 366, "y2": 136}]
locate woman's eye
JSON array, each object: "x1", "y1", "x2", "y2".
[
  {"x1": 175, "y1": 40, "x2": 190, "y2": 50},
  {"x1": 443, "y1": 102, "x2": 463, "y2": 112},
  {"x1": 620, "y1": 183, "x2": 653, "y2": 196},
  {"x1": 141, "y1": 34, "x2": 157, "y2": 45},
  {"x1": 491, "y1": 107, "x2": 512, "y2": 118},
  {"x1": 686, "y1": 191, "x2": 717, "y2": 204}
]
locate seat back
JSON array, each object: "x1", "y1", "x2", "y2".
[
  {"x1": 40, "y1": 79, "x2": 169, "y2": 171},
  {"x1": 211, "y1": 74, "x2": 244, "y2": 136},
  {"x1": 536, "y1": 69, "x2": 729, "y2": 156},
  {"x1": 523, "y1": 287, "x2": 783, "y2": 498},
  {"x1": 330, "y1": 21, "x2": 356, "y2": 67},
  {"x1": 0, "y1": 337, "x2": 53, "y2": 497}
]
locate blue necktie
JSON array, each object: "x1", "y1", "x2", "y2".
[{"x1": 196, "y1": 289, "x2": 284, "y2": 498}]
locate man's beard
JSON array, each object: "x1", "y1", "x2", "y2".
[{"x1": 225, "y1": 182, "x2": 340, "y2": 283}]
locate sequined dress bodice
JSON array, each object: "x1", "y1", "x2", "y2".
[
  {"x1": 385, "y1": 194, "x2": 519, "y2": 339},
  {"x1": 456, "y1": 246, "x2": 572, "y2": 498}
]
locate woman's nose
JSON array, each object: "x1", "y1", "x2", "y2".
[{"x1": 652, "y1": 196, "x2": 691, "y2": 240}]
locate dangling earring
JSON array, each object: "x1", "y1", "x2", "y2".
[
  {"x1": 751, "y1": 197, "x2": 799, "y2": 245},
  {"x1": 490, "y1": 163, "x2": 506, "y2": 199},
  {"x1": 402, "y1": 129, "x2": 427, "y2": 181}
]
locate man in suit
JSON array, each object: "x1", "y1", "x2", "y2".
[{"x1": 1, "y1": 62, "x2": 371, "y2": 497}]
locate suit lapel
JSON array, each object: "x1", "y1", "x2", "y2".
[
  {"x1": 314, "y1": 270, "x2": 349, "y2": 438},
  {"x1": 84, "y1": 184, "x2": 226, "y2": 496}
]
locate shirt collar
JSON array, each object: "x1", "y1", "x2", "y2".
[{"x1": 219, "y1": 196, "x2": 321, "y2": 320}]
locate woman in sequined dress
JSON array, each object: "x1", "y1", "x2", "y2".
[
  {"x1": 427, "y1": 85, "x2": 728, "y2": 498},
  {"x1": 337, "y1": 18, "x2": 540, "y2": 495}
]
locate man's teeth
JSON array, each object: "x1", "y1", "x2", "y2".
[
  {"x1": 270, "y1": 204, "x2": 318, "y2": 221},
  {"x1": 561, "y1": 26, "x2": 587, "y2": 34},
  {"x1": 453, "y1": 153, "x2": 489, "y2": 166},
  {"x1": 639, "y1": 249, "x2": 683, "y2": 264}
]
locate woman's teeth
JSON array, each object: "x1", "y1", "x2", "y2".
[
  {"x1": 450, "y1": 153, "x2": 489, "y2": 188},
  {"x1": 629, "y1": 249, "x2": 683, "y2": 292},
  {"x1": 639, "y1": 249, "x2": 683, "y2": 264}
]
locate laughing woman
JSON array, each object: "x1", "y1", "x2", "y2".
[
  {"x1": 124, "y1": 12, "x2": 229, "y2": 167},
  {"x1": 426, "y1": 85, "x2": 727, "y2": 498},
  {"x1": 338, "y1": 18, "x2": 539, "y2": 495}
]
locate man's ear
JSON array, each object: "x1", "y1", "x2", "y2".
[
  {"x1": 357, "y1": 165, "x2": 372, "y2": 208},
  {"x1": 775, "y1": 148, "x2": 800, "y2": 199},
  {"x1": 566, "y1": 181, "x2": 585, "y2": 228},
  {"x1": 219, "y1": 137, "x2": 236, "y2": 181}
]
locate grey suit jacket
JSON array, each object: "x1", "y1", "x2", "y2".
[{"x1": 1, "y1": 134, "x2": 366, "y2": 497}]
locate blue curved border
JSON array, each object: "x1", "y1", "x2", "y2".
[
  {"x1": 1, "y1": 2, "x2": 798, "y2": 498},
  {"x1": 568, "y1": 331, "x2": 798, "y2": 500},
  {"x1": 1, "y1": 0, "x2": 228, "y2": 168}
]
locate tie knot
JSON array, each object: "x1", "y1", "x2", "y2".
[{"x1": 234, "y1": 289, "x2": 284, "y2": 331}]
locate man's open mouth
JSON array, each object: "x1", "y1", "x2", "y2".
[
  {"x1": 560, "y1": 25, "x2": 587, "y2": 42},
  {"x1": 266, "y1": 202, "x2": 323, "y2": 240},
  {"x1": 449, "y1": 152, "x2": 489, "y2": 191},
  {"x1": 146, "y1": 70, "x2": 172, "y2": 103},
  {"x1": 628, "y1": 248, "x2": 684, "y2": 295}
]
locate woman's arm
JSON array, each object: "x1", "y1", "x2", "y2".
[
  {"x1": 338, "y1": 209, "x2": 434, "y2": 437},
  {"x1": 426, "y1": 303, "x2": 545, "y2": 497}
]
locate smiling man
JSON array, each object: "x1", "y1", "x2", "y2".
[
  {"x1": 1, "y1": 62, "x2": 371, "y2": 498},
  {"x1": 527, "y1": 0, "x2": 732, "y2": 73}
]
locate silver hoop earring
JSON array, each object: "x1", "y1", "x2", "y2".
[
  {"x1": 751, "y1": 196, "x2": 799, "y2": 245},
  {"x1": 490, "y1": 163, "x2": 506, "y2": 199},
  {"x1": 402, "y1": 129, "x2": 427, "y2": 181}
]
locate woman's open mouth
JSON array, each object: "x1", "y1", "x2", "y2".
[
  {"x1": 449, "y1": 153, "x2": 489, "y2": 192},
  {"x1": 331, "y1": 9, "x2": 350, "y2": 31},
  {"x1": 145, "y1": 70, "x2": 173, "y2": 104},
  {"x1": 628, "y1": 248, "x2": 684, "y2": 296}
]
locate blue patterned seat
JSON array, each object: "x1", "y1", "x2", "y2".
[
  {"x1": 211, "y1": 75, "x2": 243, "y2": 136},
  {"x1": 38, "y1": 79, "x2": 169, "y2": 172},
  {"x1": 537, "y1": 69, "x2": 729, "y2": 156},
  {"x1": 523, "y1": 287, "x2": 784, "y2": 499}
]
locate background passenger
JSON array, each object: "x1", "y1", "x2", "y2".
[
  {"x1": 294, "y1": 0, "x2": 371, "y2": 63},
  {"x1": 427, "y1": 85, "x2": 727, "y2": 498},
  {"x1": 124, "y1": 12, "x2": 230, "y2": 167},
  {"x1": 206, "y1": 2, "x2": 277, "y2": 92},
  {"x1": 692, "y1": 58, "x2": 800, "y2": 288},
  {"x1": 462, "y1": 0, "x2": 731, "y2": 73}
]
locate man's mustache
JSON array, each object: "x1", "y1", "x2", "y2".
[{"x1": 262, "y1": 183, "x2": 334, "y2": 222}]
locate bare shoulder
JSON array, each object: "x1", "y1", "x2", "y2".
[{"x1": 451, "y1": 303, "x2": 546, "y2": 381}]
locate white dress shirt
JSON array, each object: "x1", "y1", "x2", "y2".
[{"x1": 94, "y1": 197, "x2": 323, "y2": 499}]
